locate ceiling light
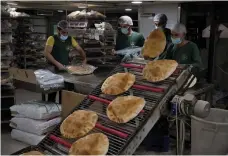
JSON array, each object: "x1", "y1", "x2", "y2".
[
  {"x1": 131, "y1": 1, "x2": 142, "y2": 4},
  {"x1": 11, "y1": 8, "x2": 16, "y2": 11},
  {"x1": 58, "y1": 10, "x2": 64, "y2": 12},
  {"x1": 78, "y1": 4, "x2": 88, "y2": 9},
  {"x1": 7, "y1": 2, "x2": 18, "y2": 6},
  {"x1": 125, "y1": 8, "x2": 132, "y2": 11}
]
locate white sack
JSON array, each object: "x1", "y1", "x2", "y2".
[
  {"x1": 10, "y1": 117, "x2": 61, "y2": 135},
  {"x1": 11, "y1": 129, "x2": 45, "y2": 146},
  {"x1": 10, "y1": 101, "x2": 61, "y2": 120}
]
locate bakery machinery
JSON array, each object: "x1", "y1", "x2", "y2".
[{"x1": 12, "y1": 60, "x2": 210, "y2": 155}]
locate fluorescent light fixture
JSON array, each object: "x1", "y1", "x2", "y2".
[
  {"x1": 132, "y1": 1, "x2": 142, "y2": 4},
  {"x1": 78, "y1": 4, "x2": 88, "y2": 9},
  {"x1": 11, "y1": 8, "x2": 16, "y2": 11},
  {"x1": 7, "y1": 2, "x2": 18, "y2": 6},
  {"x1": 58, "y1": 10, "x2": 64, "y2": 12},
  {"x1": 125, "y1": 8, "x2": 132, "y2": 11}
]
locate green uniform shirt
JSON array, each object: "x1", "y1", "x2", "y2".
[
  {"x1": 165, "y1": 41, "x2": 202, "y2": 68},
  {"x1": 115, "y1": 30, "x2": 145, "y2": 51},
  {"x1": 51, "y1": 35, "x2": 72, "y2": 66}
]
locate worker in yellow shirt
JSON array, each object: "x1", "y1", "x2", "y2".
[
  {"x1": 44, "y1": 20, "x2": 87, "y2": 102},
  {"x1": 44, "y1": 20, "x2": 86, "y2": 71}
]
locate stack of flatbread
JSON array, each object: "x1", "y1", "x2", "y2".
[
  {"x1": 143, "y1": 60, "x2": 178, "y2": 82},
  {"x1": 66, "y1": 65, "x2": 96, "y2": 75},
  {"x1": 60, "y1": 110, "x2": 98, "y2": 138},
  {"x1": 142, "y1": 29, "x2": 166, "y2": 58},
  {"x1": 69, "y1": 133, "x2": 109, "y2": 155},
  {"x1": 107, "y1": 96, "x2": 145, "y2": 123},
  {"x1": 101, "y1": 73, "x2": 135, "y2": 95},
  {"x1": 22, "y1": 151, "x2": 43, "y2": 155}
]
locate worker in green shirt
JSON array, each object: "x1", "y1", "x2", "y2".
[
  {"x1": 114, "y1": 15, "x2": 145, "y2": 51},
  {"x1": 154, "y1": 13, "x2": 172, "y2": 44},
  {"x1": 144, "y1": 14, "x2": 172, "y2": 60},
  {"x1": 165, "y1": 23, "x2": 202, "y2": 68},
  {"x1": 44, "y1": 20, "x2": 87, "y2": 102}
]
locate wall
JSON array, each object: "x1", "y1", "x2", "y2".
[{"x1": 138, "y1": 3, "x2": 179, "y2": 37}]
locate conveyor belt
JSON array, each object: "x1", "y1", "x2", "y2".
[{"x1": 12, "y1": 63, "x2": 192, "y2": 155}]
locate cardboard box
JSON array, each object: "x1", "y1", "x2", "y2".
[
  {"x1": 61, "y1": 90, "x2": 86, "y2": 118},
  {"x1": 9, "y1": 67, "x2": 36, "y2": 84}
]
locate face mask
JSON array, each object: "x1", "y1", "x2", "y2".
[
  {"x1": 121, "y1": 27, "x2": 129, "y2": 35},
  {"x1": 171, "y1": 37, "x2": 182, "y2": 44},
  {"x1": 155, "y1": 25, "x2": 160, "y2": 29},
  {"x1": 60, "y1": 35, "x2": 68, "y2": 41}
]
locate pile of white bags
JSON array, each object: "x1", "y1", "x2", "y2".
[
  {"x1": 34, "y1": 69, "x2": 64, "y2": 91},
  {"x1": 10, "y1": 101, "x2": 62, "y2": 145}
]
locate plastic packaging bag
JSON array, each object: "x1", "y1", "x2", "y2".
[
  {"x1": 10, "y1": 101, "x2": 61, "y2": 120},
  {"x1": 10, "y1": 117, "x2": 61, "y2": 135},
  {"x1": 11, "y1": 129, "x2": 45, "y2": 146},
  {"x1": 116, "y1": 46, "x2": 142, "y2": 62},
  {"x1": 34, "y1": 69, "x2": 64, "y2": 91}
]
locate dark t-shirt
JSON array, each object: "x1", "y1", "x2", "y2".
[
  {"x1": 115, "y1": 29, "x2": 145, "y2": 51},
  {"x1": 165, "y1": 41, "x2": 203, "y2": 68}
]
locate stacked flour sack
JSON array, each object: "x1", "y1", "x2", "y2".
[{"x1": 10, "y1": 101, "x2": 61, "y2": 145}]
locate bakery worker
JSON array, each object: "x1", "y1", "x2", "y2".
[
  {"x1": 153, "y1": 13, "x2": 172, "y2": 59},
  {"x1": 44, "y1": 20, "x2": 87, "y2": 102},
  {"x1": 153, "y1": 13, "x2": 172, "y2": 43},
  {"x1": 165, "y1": 23, "x2": 202, "y2": 68},
  {"x1": 115, "y1": 15, "x2": 145, "y2": 51},
  {"x1": 44, "y1": 20, "x2": 86, "y2": 71}
]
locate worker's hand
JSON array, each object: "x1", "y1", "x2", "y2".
[
  {"x1": 82, "y1": 59, "x2": 87, "y2": 65},
  {"x1": 111, "y1": 49, "x2": 116, "y2": 55},
  {"x1": 56, "y1": 63, "x2": 66, "y2": 71}
]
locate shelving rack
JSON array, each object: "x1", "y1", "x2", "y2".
[
  {"x1": 1, "y1": 16, "x2": 15, "y2": 125},
  {"x1": 13, "y1": 16, "x2": 47, "y2": 69},
  {"x1": 67, "y1": 18, "x2": 118, "y2": 67}
]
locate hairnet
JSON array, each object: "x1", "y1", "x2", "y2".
[
  {"x1": 57, "y1": 20, "x2": 69, "y2": 32},
  {"x1": 118, "y1": 16, "x2": 133, "y2": 26},
  {"x1": 171, "y1": 23, "x2": 187, "y2": 34},
  {"x1": 153, "y1": 14, "x2": 168, "y2": 26}
]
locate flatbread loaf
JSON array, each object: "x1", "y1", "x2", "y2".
[
  {"x1": 143, "y1": 60, "x2": 178, "y2": 82},
  {"x1": 101, "y1": 72, "x2": 135, "y2": 95},
  {"x1": 107, "y1": 96, "x2": 145, "y2": 123},
  {"x1": 60, "y1": 110, "x2": 98, "y2": 138},
  {"x1": 142, "y1": 29, "x2": 166, "y2": 58},
  {"x1": 22, "y1": 151, "x2": 43, "y2": 155},
  {"x1": 69, "y1": 133, "x2": 109, "y2": 155},
  {"x1": 66, "y1": 65, "x2": 96, "y2": 75}
]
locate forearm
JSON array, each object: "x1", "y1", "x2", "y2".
[
  {"x1": 75, "y1": 46, "x2": 86, "y2": 60},
  {"x1": 45, "y1": 53, "x2": 61, "y2": 67}
]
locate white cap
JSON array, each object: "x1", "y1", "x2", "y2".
[
  {"x1": 171, "y1": 23, "x2": 187, "y2": 34},
  {"x1": 118, "y1": 16, "x2": 133, "y2": 26}
]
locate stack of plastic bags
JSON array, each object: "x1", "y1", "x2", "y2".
[
  {"x1": 10, "y1": 101, "x2": 62, "y2": 145},
  {"x1": 34, "y1": 69, "x2": 64, "y2": 91}
]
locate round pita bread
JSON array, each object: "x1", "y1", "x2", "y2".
[
  {"x1": 143, "y1": 60, "x2": 178, "y2": 82},
  {"x1": 66, "y1": 65, "x2": 96, "y2": 75},
  {"x1": 60, "y1": 110, "x2": 98, "y2": 138},
  {"x1": 69, "y1": 133, "x2": 109, "y2": 155},
  {"x1": 107, "y1": 96, "x2": 145, "y2": 123},
  {"x1": 142, "y1": 29, "x2": 166, "y2": 58},
  {"x1": 101, "y1": 72, "x2": 135, "y2": 95},
  {"x1": 22, "y1": 151, "x2": 43, "y2": 155}
]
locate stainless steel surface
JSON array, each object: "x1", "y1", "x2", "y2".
[{"x1": 60, "y1": 68, "x2": 112, "y2": 94}]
